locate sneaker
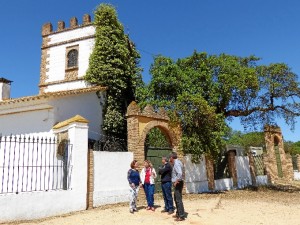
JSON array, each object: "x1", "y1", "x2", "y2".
[
  {"x1": 130, "y1": 209, "x2": 134, "y2": 213},
  {"x1": 133, "y1": 208, "x2": 138, "y2": 212},
  {"x1": 161, "y1": 209, "x2": 168, "y2": 213},
  {"x1": 168, "y1": 210, "x2": 174, "y2": 214}
]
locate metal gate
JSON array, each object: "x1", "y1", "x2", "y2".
[
  {"x1": 253, "y1": 155, "x2": 264, "y2": 176},
  {"x1": 145, "y1": 146, "x2": 172, "y2": 192},
  {"x1": 274, "y1": 146, "x2": 283, "y2": 178}
]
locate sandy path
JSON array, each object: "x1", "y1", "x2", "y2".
[{"x1": 5, "y1": 189, "x2": 300, "y2": 225}]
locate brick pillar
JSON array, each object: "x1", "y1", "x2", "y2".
[
  {"x1": 248, "y1": 153, "x2": 257, "y2": 186},
  {"x1": 297, "y1": 155, "x2": 300, "y2": 171},
  {"x1": 205, "y1": 155, "x2": 215, "y2": 191},
  {"x1": 86, "y1": 149, "x2": 94, "y2": 209},
  {"x1": 285, "y1": 154, "x2": 294, "y2": 181},
  {"x1": 228, "y1": 150, "x2": 237, "y2": 188}
]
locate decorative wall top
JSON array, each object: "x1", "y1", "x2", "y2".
[
  {"x1": 264, "y1": 125, "x2": 282, "y2": 134},
  {"x1": 42, "y1": 14, "x2": 92, "y2": 36},
  {"x1": 126, "y1": 101, "x2": 170, "y2": 121}
]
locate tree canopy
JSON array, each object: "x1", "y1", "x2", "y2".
[
  {"x1": 138, "y1": 51, "x2": 300, "y2": 159},
  {"x1": 85, "y1": 4, "x2": 142, "y2": 140}
]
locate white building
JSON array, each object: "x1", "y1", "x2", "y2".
[{"x1": 0, "y1": 14, "x2": 105, "y2": 140}]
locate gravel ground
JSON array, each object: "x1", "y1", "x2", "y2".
[{"x1": 4, "y1": 187, "x2": 300, "y2": 225}]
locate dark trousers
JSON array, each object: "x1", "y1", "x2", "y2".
[
  {"x1": 161, "y1": 181, "x2": 174, "y2": 211},
  {"x1": 174, "y1": 180, "x2": 185, "y2": 218}
]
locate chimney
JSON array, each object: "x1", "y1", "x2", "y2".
[{"x1": 0, "y1": 78, "x2": 12, "y2": 101}]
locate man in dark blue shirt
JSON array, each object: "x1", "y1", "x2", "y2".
[{"x1": 158, "y1": 156, "x2": 174, "y2": 214}]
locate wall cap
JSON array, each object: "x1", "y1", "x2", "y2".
[{"x1": 53, "y1": 115, "x2": 89, "y2": 130}]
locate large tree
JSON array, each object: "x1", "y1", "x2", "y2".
[
  {"x1": 85, "y1": 4, "x2": 142, "y2": 140},
  {"x1": 138, "y1": 51, "x2": 300, "y2": 159}
]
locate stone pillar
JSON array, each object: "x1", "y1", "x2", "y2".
[
  {"x1": 285, "y1": 154, "x2": 294, "y2": 181},
  {"x1": 264, "y1": 125, "x2": 291, "y2": 182},
  {"x1": 205, "y1": 155, "x2": 215, "y2": 191},
  {"x1": 248, "y1": 153, "x2": 257, "y2": 186},
  {"x1": 228, "y1": 150, "x2": 237, "y2": 188},
  {"x1": 53, "y1": 115, "x2": 89, "y2": 210}
]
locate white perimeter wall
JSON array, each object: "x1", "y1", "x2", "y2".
[
  {"x1": 235, "y1": 156, "x2": 252, "y2": 188},
  {"x1": 93, "y1": 151, "x2": 133, "y2": 207},
  {"x1": 184, "y1": 155, "x2": 209, "y2": 193},
  {"x1": 0, "y1": 120, "x2": 88, "y2": 222}
]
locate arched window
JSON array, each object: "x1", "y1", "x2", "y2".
[{"x1": 67, "y1": 49, "x2": 78, "y2": 68}]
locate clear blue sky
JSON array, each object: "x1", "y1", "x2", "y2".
[{"x1": 0, "y1": 0, "x2": 300, "y2": 141}]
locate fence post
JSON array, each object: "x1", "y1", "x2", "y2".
[
  {"x1": 248, "y1": 153, "x2": 257, "y2": 186},
  {"x1": 53, "y1": 115, "x2": 89, "y2": 210},
  {"x1": 86, "y1": 149, "x2": 94, "y2": 209},
  {"x1": 227, "y1": 150, "x2": 237, "y2": 188},
  {"x1": 205, "y1": 155, "x2": 215, "y2": 191}
]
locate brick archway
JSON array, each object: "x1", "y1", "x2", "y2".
[
  {"x1": 126, "y1": 101, "x2": 181, "y2": 167},
  {"x1": 264, "y1": 125, "x2": 293, "y2": 182}
]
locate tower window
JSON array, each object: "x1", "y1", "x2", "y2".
[{"x1": 67, "y1": 49, "x2": 78, "y2": 68}]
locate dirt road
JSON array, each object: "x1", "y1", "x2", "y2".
[{"x1": 6, "y1": 189, "x2": 300, "y2": 225}]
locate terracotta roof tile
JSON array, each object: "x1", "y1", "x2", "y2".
[{"x1": 0, "y1": 86, "x2": 107, "y2": 106}]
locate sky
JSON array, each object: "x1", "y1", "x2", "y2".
[{"x1": 0, "y1": 0, "x2": 300, "y2": 141}]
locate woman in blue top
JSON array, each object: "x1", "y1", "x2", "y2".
[{"x1": 127, "y1": 160, "x2": 141, "y2": 213}]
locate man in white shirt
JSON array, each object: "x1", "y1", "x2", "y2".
[{"x1": 169, "y1": 152, "x2": 185, "y2": 221}]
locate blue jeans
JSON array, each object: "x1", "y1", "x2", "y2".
[
  {"x1": 161, "y1": 181, "x2": 174, "y2": 211},
  {"x1": 143, "y1": 183, "x2": 155, "y2": 207}
]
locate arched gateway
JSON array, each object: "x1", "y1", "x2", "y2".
[{"x1": 126, "y1": 101, "x2": 181, "y2": 169}]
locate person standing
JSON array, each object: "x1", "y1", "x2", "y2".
[
  {"x1": 127, "y1": 160, "x2": 141, "y2": 213},
  {"x1": 169, "y1": 152, "x2": 185, "y2": 221},
  {"x1": 140, "y1": 160, "x2": 157, "y2": 211},
  {"x1": 158, "y1": 156, "x2": 174, "y2": 214}
]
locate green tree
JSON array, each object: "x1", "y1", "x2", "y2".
[
  {"x1": 226, "y1": 129, "x2": 265, "y2": 151},
  {"x1": 139, "y1": 51, "x2": 300, "y2": 159},
  {"x1": 85, "y1": 4, "x2": 142, "y2": 140}
]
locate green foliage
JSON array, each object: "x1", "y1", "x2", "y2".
[
  {"x1": 225, "y1": 129, "x2": 265, "y2": 151},
  {"x1": 145, "y1": 127, "x2": 170, "y2": 148},
  {"x1": 85, "y1": 4, "x2": 142, "y2": 139},
  {"x1": 284, "y1": 141, "x2": 300, "y2": 155},
  {"x1": 139, "y1": 51, "x2": 300, "y2": 158}
]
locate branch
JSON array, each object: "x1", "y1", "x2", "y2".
[{"x1": 225, "y1": 105, "x2": 300, "y2": 117}]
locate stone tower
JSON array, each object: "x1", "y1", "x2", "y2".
[{"x1": 39, "y1": 14, "x2": 95, "y2": 93}]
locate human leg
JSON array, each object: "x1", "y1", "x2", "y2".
[
  {"x1": 161, "y1": 182, "x2": 169, "y2": 211},
  {"x1": 143, "y1": 183, "x2": 151, "y2": 207},
  {"x1": 164, "y1": 181, "x2": 174, "y2": 212},
  {"x1": 174, "y1": 181, "x2": 185, "y2": 219},
  {"x1": 148, "y1": 184, "x2": 155, "y2": 208}
]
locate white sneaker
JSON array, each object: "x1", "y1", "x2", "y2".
[{"x1": 130, "y1": 209, "x2": 134, "y2": 213}]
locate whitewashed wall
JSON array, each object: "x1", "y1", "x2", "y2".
[
  {"x1": 294, "y1": 172, "x2": 300, "y2": 180},
  {"x1": 235, "y1": 156, "x2": 252, "y2": 188},
  {"x1": 93, "y1": 151, "x2": 133, "y2": 207},
  {"x1": 50, "y1": 92, "x2": 103, "y2": 140},
  {"x1": 184, "y1": 155, "x2": 209, "y2": 193},
  {"x1": 0, "y1": 92, "x2": 102, "y2": 140},
  {"x1": 0, "y1": 120, "x2": 88, "y2": 222},
  {"x1": 215, "y1": 178, "x2": 233, "y2": 191}
]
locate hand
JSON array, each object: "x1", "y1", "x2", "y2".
[
  {"x1": 173, "y1": 181, "x2": 178, "y2": 187},
  {"x1": 131, "y1": 183, "x2": 135, "y2": 188}
]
